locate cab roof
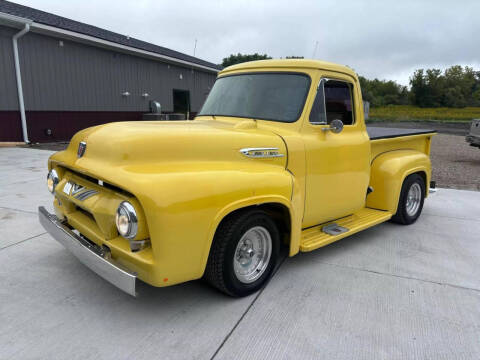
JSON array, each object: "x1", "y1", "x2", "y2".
[{"x1": 220, "y1": 59, "x2": 358, "y2": 79}]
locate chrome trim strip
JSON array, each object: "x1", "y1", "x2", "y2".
[
  {"x1": 239, "y1": 147, "x2": 285, "y2": 158},
  {"x1": 74, "y1": 189, "x2": 98, "y2": 201},
  {"x1": 38, "y1": 206, "x2": 137, "y2": 296},
  {"x1": 71, "y1": 183, "x2": 85, "y2": 195}
]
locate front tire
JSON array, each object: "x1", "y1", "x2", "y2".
[
  {"x1": 391, "y1": 173, "x2": 425, "y2": 225},
  {"x1": 204, "y1": 210, "x2": 279, "y2": 297}
]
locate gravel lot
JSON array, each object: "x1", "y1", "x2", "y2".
[{"x1": 431, "y1": 134, "x2": 480, "y2": 191}]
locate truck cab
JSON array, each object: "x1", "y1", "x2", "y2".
[{"x1": 39, "y1": 59, "x2": 436, "y2": 297}]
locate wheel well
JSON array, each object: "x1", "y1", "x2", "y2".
[
  {"x1": 409, "y1": 170, "x2": 427, "y2": 189},
  {"x1": 216, "y1": 203, "x2": 291, "y2": 247}
]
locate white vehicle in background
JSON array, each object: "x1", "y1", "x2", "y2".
[{"x1": 466, "y1": 119, "x2": 480, "y2": 148}]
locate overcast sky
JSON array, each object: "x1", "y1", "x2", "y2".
[{"x1": 14, "y1": 0, "x2": 480, "y2": 85}]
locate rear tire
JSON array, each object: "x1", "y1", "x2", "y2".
[
  {"x1": 204, "y1": 210, "x2": 279, "y2": 297},
  {"x1": 391, "y1": 173, "x2": 425, "y2": 225}
]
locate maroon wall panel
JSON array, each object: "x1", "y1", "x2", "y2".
[
  {"x1": 0, "y1": 112, "x2": 23, "y2": 142},
  {"x1": 1, "y1": 111, "x2": 197, "y2": 143},
  {"x1": 26, "y1": 111, "x2": 144, "y2": 142}
]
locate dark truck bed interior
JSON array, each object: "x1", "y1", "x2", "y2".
[{"x1": 367, "y1": 126, "x2": 437, "y2": 140}]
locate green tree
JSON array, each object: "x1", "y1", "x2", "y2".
[
  {"x1": 221, "y1": 53, "x2": 271, "y2": 68},
  {"x1": 410, "y1": 65, "x2": 480, "y2": 108},
  {"x1": 424, "y1": 69, "x2": 444, "y2": 107},
  {"x1": 472, "y1": 89, "x2": 480, "y2": 106},
  {"x1": 444, "y1": 86, "x2": 466, "y2": 108},
  {"x1": 443, "y1": 66, "x2": 470, "y2": 107},
  {"x1": 410, "y1": 69, "x2": 428, "y2": 107},
  {"x1": 358, "y1": 76, "x2": 408, "y2": 107}
]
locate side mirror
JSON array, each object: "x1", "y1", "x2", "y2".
[{"x1": 322, "y1": 119, "x2": 344, "y2": 134}]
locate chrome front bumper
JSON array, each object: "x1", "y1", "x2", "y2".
[{"x1": 38, "y1": 206, "x2": 137, "y2": 296}]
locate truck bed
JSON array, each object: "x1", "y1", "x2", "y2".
[
  {"x1": 367, "y1": 126, "x2": 437, "y2": 161},
  {"x1": 367, "y1": 126, "x2": 437, "y2": 140}
]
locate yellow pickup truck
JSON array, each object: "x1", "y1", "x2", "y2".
[{"x1": 39, "y1": 59, "x2": 436, "y2": 297}]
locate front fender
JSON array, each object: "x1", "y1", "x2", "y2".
[
  {"x1": 366, "y1": 150, "x2": 431, "y2": 213},
  {"x1": 202, "y1": 193, "x2": 294, "y2": 276},
  {"x1": 133, "y1": 164, "x2": 293, "y2": 286}
]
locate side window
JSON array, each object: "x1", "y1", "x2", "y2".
[
  {"x1": 309, "y1": 79, "x2": 355, "y2": 125},
  {"x1": 309, "y1": 80, "x2": 327, "y2": 124},
  {"x1": 324, "y1": 80, "x2": 355, "y2": 125}
]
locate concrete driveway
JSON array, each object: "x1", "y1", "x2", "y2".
[{"x1": 1, "y1": 147, "x2": 479, "y2": 360}]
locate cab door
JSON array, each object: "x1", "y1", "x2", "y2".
[{"x1": 301, "y1": 72, "x2": 371, "y2": 228}]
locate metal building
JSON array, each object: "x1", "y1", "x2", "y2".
[{"x1": 0, "y1": 1, "x2": 220, "y2": 143}]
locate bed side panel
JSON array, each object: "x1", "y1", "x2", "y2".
[{"x1": 370, "y1": 134, "x2": 434, "y2": 162}]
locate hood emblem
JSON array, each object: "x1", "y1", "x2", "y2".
[
  {"x1": 240, "y1": 147, "x2": 285, "y2": 158},
  {"x1": 77, "y1": 141, "x2": 87, "y2": 158}
]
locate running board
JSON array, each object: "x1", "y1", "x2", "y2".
[{"x1": 300, "y1": 208, "x2": 392, "y2": 252}]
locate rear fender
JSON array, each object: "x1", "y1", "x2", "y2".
[{"x1": 366, "y1": 150, "x2": 431, "y2": 213}]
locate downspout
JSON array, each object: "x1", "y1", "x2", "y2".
[{"x1": 12, "y1": 23, "x2": 30, "y2": 143}]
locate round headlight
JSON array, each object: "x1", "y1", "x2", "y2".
[
  {"x1": 47, "y1": 169, "x2": 59, "y2": 194},
  {"x1": 115, "y1": 201, "x2": 138, "y2": 239}
]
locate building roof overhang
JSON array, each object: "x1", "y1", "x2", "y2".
[{"x1": 0, "y1": 11, "x2": 220, "y2": 74}]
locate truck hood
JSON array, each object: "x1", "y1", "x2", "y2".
[{"x1": 52, "y1": 119, "x2": 287, "y2": 179}]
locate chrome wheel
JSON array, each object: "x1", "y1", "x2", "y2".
[
  {"x1": 233, "y1": 226, "x2": 272, "y2": 284},
  {"x1": 406, "y1": 183, "x2": 422, "y2": 217}
]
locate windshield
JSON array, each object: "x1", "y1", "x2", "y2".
[{"x1": 199, "y1": 73, "x2": 311, "y2": 123}]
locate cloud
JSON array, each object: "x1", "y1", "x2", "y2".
[{"x1": 13, "y1": 0, "x2": 480, "y2": 85}]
